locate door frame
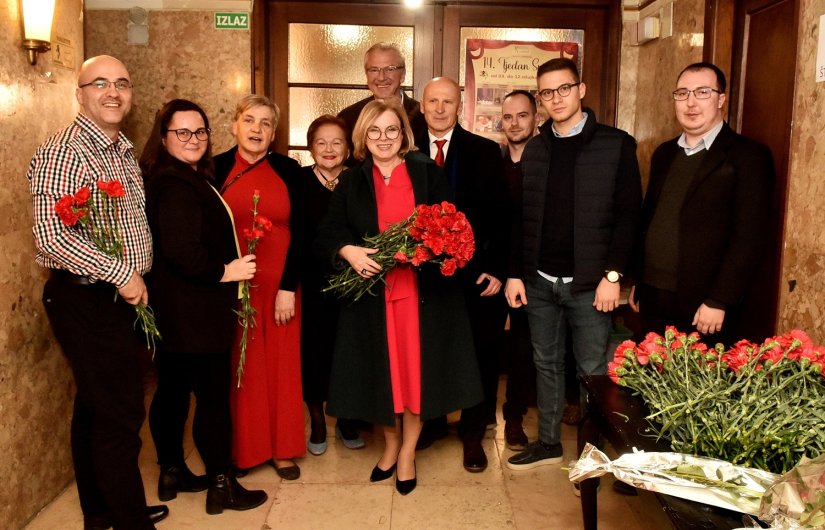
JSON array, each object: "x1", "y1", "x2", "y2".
[{"x1": 252, "y1": 0, "x2": 623, "y2": 150}]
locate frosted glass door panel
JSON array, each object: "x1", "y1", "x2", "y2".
[
  {"x1": 289, "y1": 23, "x2": 414, "y2": 86},
  {"x1": 288, "y1": 87, "x2": 372, "y2": 146}
]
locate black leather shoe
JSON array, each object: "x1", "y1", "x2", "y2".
[
  {"x1": 415, "y1": 422, "x2": 448, "y2": 450},
  {"x1": 83, "y1": 505, "x2": 169, "y2": 529},
  {"x1": 270, "y1": 459, "x2": 301, "y2": 481},
  {"x1": 462, "y1": 439, "x2": 488, "y2": 473},
  {"x1": 369, "y1": 463, "x2": 396, "y2": 482},
  {"x1": 147, "y1": 505, "x2": 170, "y2": 525},
  {"x1": 158, "y1": 465, "x2": 209, "y2": 501},
  {"x1": 395, "y1": 462, "x2": 416, "y2": 495},
  {"x1": 205, "y1": 474, "x2": 268, "y2": 515}
]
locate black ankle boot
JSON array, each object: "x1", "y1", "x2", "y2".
[
  {"x1": 205, "y1": 473, "x2": 268, "y2": 515},
  {"x1": 158, "y1": 465, "x2": 209, "y2": 501}
]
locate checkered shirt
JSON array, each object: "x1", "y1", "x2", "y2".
[{"x1": 28, "y1": 113, "x2": 153, "y2": 287}]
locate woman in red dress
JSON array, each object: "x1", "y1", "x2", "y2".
[
  {"x1": 316, "y1": 100, "x2": 482, "y2": 495},
  {"x1": 214, "y1": 95, "x2": 305, "y2": 480}
]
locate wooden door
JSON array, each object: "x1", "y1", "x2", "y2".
[
  {"x1": 254, "y1": 0, "x2": 622, "y2": 155},
  {"x1": 706, "y1": 0, "x2": 797, "y2": 338}
]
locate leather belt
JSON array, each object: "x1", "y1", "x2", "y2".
[{"x1": 49, "y1": 269, "x2": 109, "y2": 288}]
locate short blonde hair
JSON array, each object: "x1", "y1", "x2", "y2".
[
  {"x1": 233, "y1": 94, "x2": 280, "y2": 129},
  {"x1": 352, "y1": 100, "x2": 416, "y2": 162}
]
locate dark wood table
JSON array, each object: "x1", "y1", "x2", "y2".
[{"x1": 577, "y1": 375, "x2": 764, "y2": 530}]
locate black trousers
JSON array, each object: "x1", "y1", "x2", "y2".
[
  {"x1": 502, "y1": 306, "x2": 536, "y2": 421},
  {"x1": 148, "y1": 351, "x2": 232, "y2": 478},
  {"x1": 457, "y1": 290, "x2": 507, "y2": 441},
  {"x1": 42, "y1": 278, "x2": 152, "y2": 530}
]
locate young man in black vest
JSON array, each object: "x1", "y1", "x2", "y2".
[{"x1": 504, "y1": 58, "x2": 642, "y2": 470}]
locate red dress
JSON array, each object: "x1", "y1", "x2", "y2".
[
  {"x1": 223, "y1": 152, "x2": 305, "y2": 467},
  {"x1": 373, "y1": 163, "x2": 421, "y2": 413}
]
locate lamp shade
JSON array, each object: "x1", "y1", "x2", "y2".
[{"x1": 22, "y1": 0, "x2": 56, "y2": 43}]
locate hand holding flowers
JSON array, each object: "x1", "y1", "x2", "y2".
[
  {"x1": 325, "y1": 201, "x2": 475, "y2": 301},
  {"x1": 55, "y1": 179, "x2": 161, "y2": 350}
]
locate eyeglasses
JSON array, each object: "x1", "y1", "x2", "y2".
[
  {"x1": 78, "y1": 78, "x2": 133, "y2": 91},
  {"x1": 166, "y1": 128, "x2": 211, "y2": 142},
  {"x1": 366, "y1": 125, "x2": 401, "y2": 140},
  {"x1": 538, "y1": 83, "x2": 580, "y2": 101},
  {"x1": 672, "y1": 87, "x2": 721, "y2": 100},
  {"x1": 313, "y1": 139, "x2": 347, "y2": 150},
  {"x1": 365, "y1": 65, "x2": 404, "y2": 76}
]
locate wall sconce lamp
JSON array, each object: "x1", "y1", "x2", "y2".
[{"x1": 21, "y1": 0, "x2": 57, "y2": 65}]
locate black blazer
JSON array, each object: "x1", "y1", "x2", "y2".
[
  {"x1": 213, "y1": 147, "x2": 304, "y2": 292},
  {"x1": 638, "y1": 123, "x2": 775, "y2": 316},
  {"x1": 415, "y1": 124, "x2": 510, "y2": 283},
  {"x1": 145, "y1": 157, "x2": 240, "y2": 354}
]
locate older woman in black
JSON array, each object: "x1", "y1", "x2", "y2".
[
  {"x1": 300, "y1": 115, "x2": 367, "y2": 454},
  {"x1": 140, "y1": 99, "x2": 266, "y2": 515}
]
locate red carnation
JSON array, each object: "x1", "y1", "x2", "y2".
[
  {"x1": 74, "y1": 187, "x2": 91, "y2": 205},
  {"x1": 55, "y1": 195, "x2": 80, "y2": 225},
  {"x1": 255, "y1": 215, "x2": 273, "y2": 231},
  {"x1": 440, "y1": 257, "x2": 458, "y2": 276}
]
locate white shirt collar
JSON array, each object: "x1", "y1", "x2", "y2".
[
  {"x1": 428, "y1": 127, "x2": 455, "y2": 159},
  {"x1": 677, "y1": 120, "x2": 724, "y2": 156}
]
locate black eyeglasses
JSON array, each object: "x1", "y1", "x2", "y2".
[
  {"x1": 538, "y1": 83, "x2": 580, "y2": 101},
  {"x1": 366, "y1": 125, "x2": 401, "y2": 140},
  {"x1": 365, "y1": 65, "x2": 404, "y2": 76},
  {"x1": 78, "y1": 78, "x2": 133, "y2": 91},
  {"x1": 672, "y1": 87, "x2": 721, "y2": 101},
  {"x1": 166, "y1": 128, "x2": 211, "y2": 142}
]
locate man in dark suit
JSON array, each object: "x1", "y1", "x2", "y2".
[
  {"x1": 629, "y1": 62, "x2": 774, "y2": 345},
  {"x1": 414, "y1": 76, "x2": 509, "y2": 473},
  {"x1": 338, "y1": 42, "x2": 427, "y2": 157}
]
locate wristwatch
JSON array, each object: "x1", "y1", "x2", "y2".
[{"x1": 605, "y1": 270, "x2": 622, "y2": 283}]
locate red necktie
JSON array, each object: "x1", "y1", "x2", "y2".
[{"x1": 434, "y1": 139, "x2": 447, "y2": 168}]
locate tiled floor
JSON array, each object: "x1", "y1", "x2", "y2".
[{"x1": 26, "y1": 378, "x2": 672, "y2": 529}]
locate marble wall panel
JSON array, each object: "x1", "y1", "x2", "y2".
[
  {"x1": 0, "y1": 0, "x2": 83, "y2": 527},
  {"x1": 777, "y1": 0, "x2": 825, "y2": 342},
  {"x1": 617, "y1": 20, "x2": 639, "y2": 137},
  {"x1": 629, "y1": 0, "x2": 704, "y2": 187},
  {"x1": 85, "y1": 10, "x2": 252, "y2": 158}
]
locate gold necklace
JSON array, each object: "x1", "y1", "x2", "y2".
[{"x1": 314, "y1": 165, "x2": 340, "y2": 191}]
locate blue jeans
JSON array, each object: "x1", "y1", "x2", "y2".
[{"x1": 524, "y1": 277, "x2": 610, "y2": 445}]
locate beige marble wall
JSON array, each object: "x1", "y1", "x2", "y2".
[
  {"x1": 0, "y1": 0, "x2": 84, "y2": 527},
  {"x1": 85, "y1": 10, "x2": 252, "y2": 157},
  {"x1": 623, "y1": 0, "x2": 704, "y2": 186},
  {"x1": 777, "y1": 0, "x2": 825, "y2": 341}
]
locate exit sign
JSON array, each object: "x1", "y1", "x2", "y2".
[{"x1": 214, "y1": 12, "x2": 249, "y2": 30}]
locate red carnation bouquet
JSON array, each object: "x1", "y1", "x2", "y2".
[
  {"x1": 54, "y1": 179, "x2": 161, "y2": 350},
  {"x1": 325, "y1": 201, "x2": 475, "y2": 301},
  {"x1": 609, "y1": 326, "x2": 825, "y2": 474}
]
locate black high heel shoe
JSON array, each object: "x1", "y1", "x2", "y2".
[
  {"x1": 370, "y1": 463, "x2": 396, "y2": 482},
  {"x1": 395, "y1": 462, "x2": 416, "y2": 495}
]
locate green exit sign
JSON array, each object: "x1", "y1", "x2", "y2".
[{"x1": 214, "y1": 12, "x2": 249, "y2": 30}]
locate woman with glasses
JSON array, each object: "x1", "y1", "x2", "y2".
[
  {"x1": 298, "y1": 115, "x2": 366, "y2": 455},
  {"x1": 140, "y1": 99, "x2": 267, "y2": 514},
  {"x1": 315, "y1": 100, "x2": 481, "y2": 495},
  {"x1": 214, "y1": 95, "x2": 306, "y2": 481}
]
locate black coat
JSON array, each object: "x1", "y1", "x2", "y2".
[
  {"x1": 213, "y1": 147, "x2": 304, "y2": 291},
  {"x1": 314, "y1": 151, "x2": 483, "y2": 426},
  {"x1": 145, "y1": 158, "x2": 240, "y2": 354},
  {"x1": 637, "y1": 123, "x2": 774, "y2": 317},
  {"x1": 415, "y1": 124, "x2": 510, "y2": 284}
]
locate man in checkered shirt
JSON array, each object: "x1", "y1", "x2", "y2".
[{"x1": 27, "y1": 55, "x2": 166, "y2": 530}]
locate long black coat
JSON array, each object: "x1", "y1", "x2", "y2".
[
  {"x1": 314, "y1": 151, "x2": 483, "y2": 426},
  {"x1": 145, "y1": 157, "x2": 240, "y2": 354},
  {"x1": 638, "y1": 123, "x2": 774, "y2": 318}
]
